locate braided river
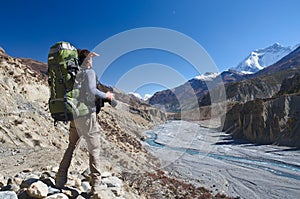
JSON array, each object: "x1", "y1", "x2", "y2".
[{"x1": 143, "y1": 120, "x2": 300, "y2": 199}]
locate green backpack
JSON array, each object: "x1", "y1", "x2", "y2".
[{"x1": 47, "y1": 41, "x2": 89, "y2": 124}]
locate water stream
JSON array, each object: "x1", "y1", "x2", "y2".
[{"x1": 143, "y1": 121, "x2": 300, "y2": 199}]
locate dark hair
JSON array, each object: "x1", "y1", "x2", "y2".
[{"x1": 77, "y1": 49, "x2": 90, "y2": 66}]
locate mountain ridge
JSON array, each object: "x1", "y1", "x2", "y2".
[
  {"x1": 148, "y1": 43, "x2": 300, "y2": 113},
  {"x1": 230, "y1": 43, "x2": 298, "y2": 74}
]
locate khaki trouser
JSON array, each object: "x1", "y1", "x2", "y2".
[{"x1": 57, "y1": 112, "x2": 101, "y2": 185}]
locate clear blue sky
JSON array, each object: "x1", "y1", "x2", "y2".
[{"x1": 1, "y1": 0, "x2": 300, "y2": 97}]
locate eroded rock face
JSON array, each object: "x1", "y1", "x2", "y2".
[
  {"x1": 278, "y1": 73, "x2": 300, "y2": 95},
  {"x1": 223, "y1": 95, "x2": 300, "y2": 147}
]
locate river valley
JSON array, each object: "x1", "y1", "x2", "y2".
[{"x1": 143, "y1": 120, "x2": 300, "y2": 199}]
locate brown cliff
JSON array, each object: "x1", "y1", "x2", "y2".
[{"x1": 222, "y1": 95, "x2": 300, "y2": 147}]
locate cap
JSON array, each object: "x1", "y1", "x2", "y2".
[{"x1": 89, "y1": 52, "x2": 100, "y2": 57}]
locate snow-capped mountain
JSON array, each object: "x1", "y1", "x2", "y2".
[
  {"x1": 231, "y1": 43, "x2": 299, "y2": 74},
  {"x1": 194, "y1": 72, "x2": 220, "y2": 81},
  {"x1": 128, "y1": 92, "x2": 153, "y2": 101}
]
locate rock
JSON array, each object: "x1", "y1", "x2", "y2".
[
  {"x1": 40, "y1": 172, "x2": 52, "y2": 179},
  {"x1": 0, "y1": 191, "x2": 18, "y2": 199},
  {"x1": 45, "y1": 171, "x2": 56, "y2": 179},
  {"x1": 0, "y1": 174, "x2": 5, "y2": 188},
  {"x1": 12, "y1": 177, "x2": 23, "y2": 187},
  {"x1": 91, "y1": 189, "x2": 116, "y2": 199},
  {"x1": 76, "y1": 195, "x2": 86, "y2": 199},
  {"x1": 16, "y1": 189, "x2": 31, "y2": 199},
  {"x1": 80, "y1": 181, "x2": 91, "y2": 192},
  {"x1": 76, "y1": 195, "x2": 87, "y2": 199},
  {"x1": 110, "y1": 186, "x2": 125, "y2": 197},
  {"x1": 278, "y1": 73, "x2": 300, "y2": 95},
  {"x1": 0, "y1": 47, "x2": 5, "y2": 55},
  {"x1": 51, "y1": 167, "x2": 59, "y2": 173},
  {"x1": 22, "y1": 168, "x2": 33, "y2": 173},
  {"x1": 0, "y1": 179, "x2": 19, "y2": 192},
  {"x1": 20, "y1": 178, "x2": 39, "y2": 189},
  {"x1": 40, "y1": 177, "x2": 55, "y2": 188},
  {"x1": 102, "y1": 176, "x2": 124, "y2": 197},
  {"x1": 26, "y1": 181, "x2": 48, "y2": 199},
  {"x1": 24, "y1": 174, "x2": 40, "y2": 181},
  {"x1": 102, "y1": 176, "x2": 123, "y2": 188},
  {"x1": 47, "y1": 186, "x2": 60, "y2": 195},
  {"x1": 101, "y1": 171, "x2": 112, "y2": 179},
  {"x1": 61, "y1": 187, "x2": 80, "y2": 198},
  {"x1": 66, "y1": 176, "x2": 81, "y2": 188},
  {"x1": 81, "y1": 168, "x2": 90, "y2": 181},
  {"x1": 45, "y1": 193, "x2": 69, "y2": 199}
]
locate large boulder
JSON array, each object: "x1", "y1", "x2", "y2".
[
  {"x1": 0, "y1": 191, "x2": 18, "y2": 199},
  {"x1": 26, "y1": 181, "x2": 48, "y2": 199}
]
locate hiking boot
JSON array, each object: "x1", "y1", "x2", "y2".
[{"x1": 55, "y1": 173, "x2": 67, "y2": 189}]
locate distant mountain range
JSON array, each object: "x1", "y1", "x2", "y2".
[{"x1": 148, "y1": 43, "x2": 300, "y2": 112}]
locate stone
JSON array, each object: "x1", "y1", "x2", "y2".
[
  {"x1": 47, "y1": 186, "x2": 60, "y2": 195},
  {"x1": 110, "y1": 186, "x2": 125, "y2": 197},
  {"x1": 61, "y1": 187, "x2": 80, "y2": 198},
  {"x1": 40, "y1": 177, "x2": 55, "y2": 187},
  {"x1": 12, "y1": 177, "x2": 23, "y2": 187},
  {"x1": 20, "y1": 178, "x2": 39, "y2": 189},
  {"x1": 91, "y1": 189, "x2": 116, "y2": 199},
  {"x1": 51, "y1": 166, "x2": 59, "y2": 173},
  {"x1": 66, "y1": 176, "x2": 81, "y2": 188},
  {"x1": 22, "y1": 168, "x2": 32, "y2": 173},
  {"x1": 81, "y1": 168, "x2": 90, "y2": 180},
  {"x1": 0, "y1": 174, "x2": 5, "y2": 188},
  {"x1": 0, "y1": 191, "x2": 18, "y2": 199},
  {"x1": 40, "y1": 172, "x2": 52, "y2": 179},
  {"x1": 76, "y1": 195, "x2": 86, "y2": 199},
  {"x1": 0, "y1": 47, "x2": 5, "y2": 54},
  {"x1": 101, "y1": 171, "x2": 112, "y2": 178},
  {"x1": 102, "y1": 176, "x2": 123, "y2": 188},
  {"x1": 45, "y1": 193, "x2": 69, "y2": 199},
  {"x1": 16, "y1": 189, "x2": 31, "y2": 199},
  {"x1": 80, "y1": 181, "x2": 91, "y2": 192},
  {"x1": 0, "y1": 179, "x2": 19, "y2": 192},
  {"x1": 26, "y1": 181, "x2": 48, "y2": 198},
  {"x1": 25, "y1": 174, "x2": 40, "y2": 181}
]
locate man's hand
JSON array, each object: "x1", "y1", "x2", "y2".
[{"x1": 105, "y1": 91, "x2": 115, "y2": 101}]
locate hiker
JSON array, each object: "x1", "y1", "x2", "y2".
[{"x1": 55, "y1": 49, "x2": 114, "y2": 194}]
